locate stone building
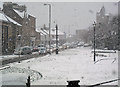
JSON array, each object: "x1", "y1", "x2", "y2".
[
  {"x1": 2, "y1": 2, "x2": 40, "y2": 49},
  {"x1": 0, "y1": 9, "x2": 22, "y2": 55},
  {"x1": 27, "y1": 15, "x2": 40, "y2": 47}
]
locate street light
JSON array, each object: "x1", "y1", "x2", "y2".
[
  {"x1": 18, "y1": 34, "x2": 21, "y2": 63},
  {"x1": 56, "y1": 24, "x2": 58, "y2": 54},
  {"x1": 93, "y1": 21, "x2": 96, "y2": 62},
  {"x1": 44, "y1": 3, "x2": 51, "y2": 54}
]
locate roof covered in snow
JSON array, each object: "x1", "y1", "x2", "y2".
[
  {"x1": 40, "y1": 30, "x2": 48, "y2": 36},
  {"x1": 0, "y1": 11, "x2": 22, "y2": 26},
  {"x1": 36, "y1": 28, "x2": 48, "y2": 36},
  {"x1": 0, "y1": 11, "x2": 9, "y2": 22},
  {"x1": 46, "y1": 28, "x2": 64, "y2": 35},
  {"x1": 13, "y1": 9, "x2": 25, "y2": 18},
  {"x1": 36, "y1": 28, "x2": 64, "y2": 36},
  {"x1": 13, "y1": 9, "x2": 35, "y2": 19},
  {"x1": 51, "y1": 29, "x2": 64, "y2": 35},
  {"x1": 5, "y1": 15, "x2": 22, "y2": 26}
]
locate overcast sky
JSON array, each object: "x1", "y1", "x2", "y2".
[{"x1": 10, "y1": 2, "x2": 119, "y2": 34}]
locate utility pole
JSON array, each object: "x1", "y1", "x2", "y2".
[
  {"x1": 56, "y1": 24, "x2": 58, "y2": 54},
  {"x1": 93, "y1": 21, "x2": 96, "y2": 62}
]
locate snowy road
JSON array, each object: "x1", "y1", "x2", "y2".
[{"x1": 3, "y1": 47, "x2": 118, "y2": 85}]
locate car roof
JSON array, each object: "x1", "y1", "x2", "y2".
[
  {"x1": 21, "y1": 46, "x2": 31, "y2": 49},
  {"x1": 39, "y1": 47, "x2": 46, "y2": 49}
]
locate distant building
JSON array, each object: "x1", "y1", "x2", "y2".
[
  {"x1": 96, "y1": 6, "x2": 105, "y2": 24},
  {"x1": 50, "y1": 28, "x2": 66, "y2": 44},
  {"x1": 96, "y1": 6, "x2": 112, "y2": 25},
  {"x1": 37, "y1": 27, "x2": 66, "y2": 45},
  {"x1": 76, "y1": 29, "x2": 88, "y2": 43}
]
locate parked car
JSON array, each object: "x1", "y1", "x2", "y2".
[
  {"x1": 83, "y1": 43, "x2": 91, "y2": 47},
  {"x1": 62, "y1": 43, "x2": 71, "y2": 49},
  {"x1": 38, "y1": 44, "x2": 45, "y2": 48},
  {"x1": 77, "y1": 42, "x2": 84, "y2": 47},
  {"x1": 32, "y1": 46, "x2": 39, "y2": 52},
  {"x1": 29, "y1": 46, "x2": 33, "y2": 51},
  {"x1": 38, "y1": 44, "x2": 46, "y2": 49},
  {"x1": 39, "y1": 47, "x2": 47, "y2": 55},
  {"x1": 14, "y1": 46, "x2": 32, "y2": 55},
  {"x1": 46, "y1": 46, "x2": 54, "y2": 53}
]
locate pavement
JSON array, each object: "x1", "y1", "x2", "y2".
[{"x1": 0, "y1": 52, "x2": 43, "y2": 65}]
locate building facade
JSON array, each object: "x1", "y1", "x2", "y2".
[
  {"x1": 0, "y1": 9, "x2": 22, "y2": 55},
  {"x1": 2, "y1": 2, "x2": 40, "y2": 50}
]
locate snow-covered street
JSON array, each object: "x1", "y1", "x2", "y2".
[
  {"x1": 1, "y1": 47, "x2": 118, "y2": 85},
  {"x1": 0, "y1": 1, "x2": 119, "y2": 86}
]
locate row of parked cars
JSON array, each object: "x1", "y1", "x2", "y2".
[
  {"x1": 14, "y1": 42, "x2": 91, "y2": 55},
  {"x1": 14, "y1": 44, "x2": 47, "y2": 55}
]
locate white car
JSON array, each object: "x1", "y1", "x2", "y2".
[{"x1": 39, "y1": 47, "x2": 47, "y2": 55}]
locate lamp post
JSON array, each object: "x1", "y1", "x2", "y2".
[
  {"x1": 56, "y1": 24, "x2": 58, "y2": 54},
  {"x1": 18, "y1": 34, "x2": 21, "y2": 63},
  {"x1": 44, "y1": 3, "x2": 51, "y2": 54},
  {"x1": 93, "y1": 21, "x2": 96, "y2": 62}
]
